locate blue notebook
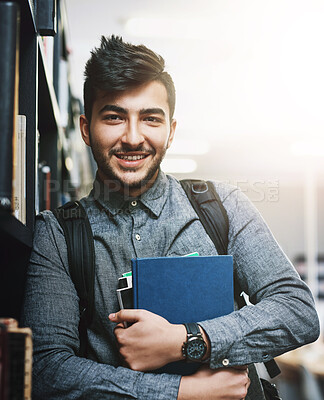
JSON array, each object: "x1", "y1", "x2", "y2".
[{"x1": 131, "y1": 255, "x2": 234, "y2": 375}]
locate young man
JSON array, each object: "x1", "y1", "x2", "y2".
[{"x1": 22, "y1": 36, "x2": 319, "y2": 400}]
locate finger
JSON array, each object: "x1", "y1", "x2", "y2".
[
  {"x1": 114, "y1": 322, "x2": 125, "y2": 329},
  {"x1": 242, "y1": 376, "x2": 251, "y2": 400},
  {"x1": 247, "y1": 376, "x2": 251, "y2": 388},
  {"x1": 109, "y1": 309, "x2": 146, "y2": 323}
]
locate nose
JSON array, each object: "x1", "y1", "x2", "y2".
[{"x1": 121, "y1": 119, "x2": 144, "y2": 148}]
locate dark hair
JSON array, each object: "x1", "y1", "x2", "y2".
[{"x1": 83, "y1": 35, "x2": 176, "y2": 122}]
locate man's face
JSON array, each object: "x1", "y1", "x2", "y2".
[{"x1": 80, "y1": 81, "x2": 176, "y2": 197}]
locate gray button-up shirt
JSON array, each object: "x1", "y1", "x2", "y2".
[{"x1": 22, "y1": 171, "x2": 319, "y2": 399}]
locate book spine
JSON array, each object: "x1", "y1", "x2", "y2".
[
  {"x1": 131, "y1": 259, "x2": 138, "y2": 309},
  {"x1": 7, "y1": 328, "x2": 32, "y2": 400},
  {"x1": 23, "y1": 329, "x2": 33, "y2": 400},
  {"x1": 36, "y1": 0, "x2": 57, "y2": 36},
  {"x1": 0, "y1": 320, "x2": 32, "y2": 400},
  {"x1": 0, "y1": 323, "x2": 9, "y2": 400},
  {"x1": 12, "y1": 115, "x2": 27, "y2": 223},
  {"x1": 0, "y1": 2, "x2": 20, "y2": 211}
]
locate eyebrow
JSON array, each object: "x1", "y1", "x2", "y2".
[
  {"x1": 98, "y1": 105, "x2": 166, "y2": 118},
  {"x1": 99, "y1": 105, "x2": 128, "y2": 114},
  {"x1": 139, "y1": 108, "x2": 165, "y2": 117}
]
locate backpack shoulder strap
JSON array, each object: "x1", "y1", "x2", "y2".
[
  {"x1": 180, "y1": 179, "x2": 228, "y2": 255},
  {"x1": 52, "y1": 200, "x2": 95, "y2": 356},
  {"x1": 180, "y1": 179, "x2": 280, "y2": 379},
  {"x1": 180, "y1": 179, "x2": 244, "y2": 307}
]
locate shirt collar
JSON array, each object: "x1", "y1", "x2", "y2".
[{"x1": 89, "y1": 170, "x2": 169, "y2": 217}]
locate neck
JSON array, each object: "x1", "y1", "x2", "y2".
[{"x1": 98, "y1": 170, "x2": 159, "y2": 198}]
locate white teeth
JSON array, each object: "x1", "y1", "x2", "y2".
[{"x1": 118, "y1": 154, "x2": 146, "y2": 161}]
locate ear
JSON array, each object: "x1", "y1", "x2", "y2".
[
  {"x1": 80, "y1": 114, "x2": 91, "y2": 147},
  {"x1": 167, "y1": 118, "x2": 177, "y2": 149}
]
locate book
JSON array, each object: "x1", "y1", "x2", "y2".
[
  {"x1": 0, "y1": 318, "x2": 32, "y2": 400},
  {"x1": 0, "y1": 2, "x2": 20, "y2": 211},
  {"x1": 36, "y1": 0, "x2": 57, "y2": 36},
  {"x1": 0, "y1": 323, "x2": 9, "y2": 400},
  {"x1": 131, "y1": 255, "x2": 234, "y2": 375},
  {"x1": 38, "y1": 162, "x2": 51, "y2": 211},
  {"x1": 12, "y1": 115, "x2": 26, "y2": 223}
]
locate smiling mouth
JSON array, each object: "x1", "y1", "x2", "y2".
[{"x1": 115, "y1": 154, "x2": 148, "y2": 161}]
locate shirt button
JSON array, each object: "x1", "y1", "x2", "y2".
[
  {"x1": 135, "y1": 234, "x2": 141, "y2": 241},
  {"x1": 222, "y1": 359, "x2": 229, "y2": 366},
  {"x1": 131, "y1": 200, "x2": 137, "y2": 207}
]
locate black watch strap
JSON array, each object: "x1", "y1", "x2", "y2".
[
  {"x1": 182, "y1": 322, "x2": 207, "y2": 362},
  {"x1": 184, "y1": 322, "x2": 200, "y2": 336}
]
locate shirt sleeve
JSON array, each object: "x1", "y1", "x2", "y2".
[
  {"x1": 21, "y1": 213, "x2": 181, "y2": 400},
  {"x1": 198, "y1": 183, "x2": 320, "y2": 369}
]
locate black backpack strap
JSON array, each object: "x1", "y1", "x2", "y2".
[
  {"x1": 180, "y1": 179, "x2": 244, "y2": 308},
  {"x1": 180, "y1": 179, "x2": 280, "y2": 379},
  {"x1": 180, "y1": 179, "x2": 228, "y2": 255},
  {"x1": 53, "y1": 200, "x2": 95, "y2": 357}
]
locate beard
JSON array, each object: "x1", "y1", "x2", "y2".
[{"x1": 90, "y1": 140, "x2": 168, "y2": 195}]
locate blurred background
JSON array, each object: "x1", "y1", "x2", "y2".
[
  {"x1": 64, "y1": 0, "x2": 324, "y2": 299},
  {"x1": 61, "y1": 1, "x2": 324, "y2": 398}
]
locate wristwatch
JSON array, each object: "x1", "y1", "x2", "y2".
[{"x1": 182, "y1": 322, "x2": 207, "y2": 362}]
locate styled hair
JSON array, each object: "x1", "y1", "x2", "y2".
[{"x1": 83, "y1": 35, "x2": 176, "y2": 122}]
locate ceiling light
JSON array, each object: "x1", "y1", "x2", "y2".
[
  {"x1": 290, "y1": 141, "x2": 324, "y2": 157},
  {"x1": 125, "y1": 17, "x2": 212, "y2": 39}
]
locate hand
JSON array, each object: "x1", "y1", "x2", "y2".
[
  {"x1": 178, "y1": 365, "x2": 250, "y2": 400},
  {"x1": 109, "y1": 309, "x2": 186, "y2": 371}
]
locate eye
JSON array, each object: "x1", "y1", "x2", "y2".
[
  {"x1": 144, "y1": 116, "x2": 163, "y2": 125},
  {"x1": 104, "y1": 114, "x2": 121, "y2": 120},
  {"x1": 103, "y1": 114, "x2": 124, "y2": 123}
]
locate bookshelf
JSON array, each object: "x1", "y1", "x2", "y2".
[
  {"x1": 0, "y1": 1, "x2": 94, "y2": 396},
  {"x1": 0, "y1": 0, "x2": 92, "y2": 322}
]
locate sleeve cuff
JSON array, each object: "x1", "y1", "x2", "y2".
[
  {"x1": 198, "y1": 313, "x2": 245, "y2": 368},
  {"x1": 134, "y1": 371, "x2": 181, "y2": 400}
]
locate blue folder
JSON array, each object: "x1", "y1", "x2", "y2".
[{"x1": 131, "y1": 255, "x2": 234, "y2": 375}]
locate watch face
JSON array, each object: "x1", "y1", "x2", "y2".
[{"x1": 186, "y1": 338, "x2": 206, "y2": 361}]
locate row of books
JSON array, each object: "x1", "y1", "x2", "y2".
[
  {"x1": 0, "y1": 318, "x2": 32, "y2": 400},
  {"x1": 0, "y1": 2, "x2": 53, "y2": 221},
  {"x1": 1, "y1": 1, "x2": 93, "y2": 222}
]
